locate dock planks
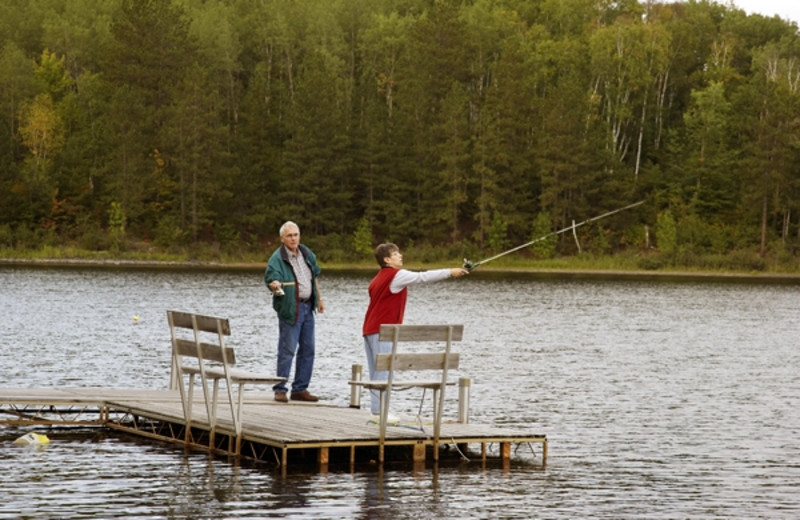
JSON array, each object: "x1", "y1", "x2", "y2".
[{"x1": 0, "y1": 387, "x2": 547, "y2": 471}]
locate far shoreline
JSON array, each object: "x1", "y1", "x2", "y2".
[{"x1": 3, "y1": 257, "x2": 799, "y2": 284}]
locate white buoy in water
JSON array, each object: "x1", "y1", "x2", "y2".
[{"x1": 13, "y1": 432, "x2": 51, "y2": 446}]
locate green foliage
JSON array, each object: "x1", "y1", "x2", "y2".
[
  {"x1": 154, "y1": 215, "x2": 188, "y2": 251},
  {"x1": 529, "y1": 212, "x2": 556, "y2": 259},
  {"x1": 352, "y1": 217, "x2": 374, "y2": 258},
  {"x1": 214, "y1": 224, "x2": 240, "y2": 249},
  {"x1": 76, "y1": 214, "x2": 109, "y2": 252},
  {"x1": 10, "y1": 223, "x2": 56, "y2": 250},
  {"x1": 108, "y1": 201, "x2": 126, "y2": 253},
  {"x1": 303, "y1": 232, "x2": 353, "y2": 265},
  {"x1": 399, "y1": 241, "x2": 472, "y2": 267},
  {"x1": 590, "y1": 226, "x2": 611, "y2": 256},
  {"x1": 636, "y1": 255, "x2": 664, "y2": 271},
  {"x1": 0, "y1": 0, "x2": 796, "y2": 272},
  {"x1": 34, "y1": 49, "x2": 73, "y2": 98},
  {"x1": 0, "y1": 224, "x2": 12, "y2": 248},
  {"x1": 623, "y1": 223, "x2": 648, "y2": 250},
  {"x1": 656, "y1": 210, "x2": 677, "y2": 255},
  {"x1": 677, "y1": 213, "x2": 710, "y2": 254},
  {"x1": 487, "y1": 211, "x2": 508, "y2": 253}
]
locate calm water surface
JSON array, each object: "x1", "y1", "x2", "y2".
[{"x1": 1, "y1": 266, "x2": 798, "y2": 519}]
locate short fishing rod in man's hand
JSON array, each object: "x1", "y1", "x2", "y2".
[{"x1": 463, "y1": 200, "x2": 646, "y2": 271}]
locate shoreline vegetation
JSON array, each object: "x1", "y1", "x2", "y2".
[
  {"x1": 3, "y1": 253, "x2": 799, "y2": 283},
  {"x1": 2, "y1": 2, "x2": 800, "y2": 283}
]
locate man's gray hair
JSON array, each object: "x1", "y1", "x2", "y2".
[{"x1": 280, "y1": 221, "x2": 299, "y2": 237}]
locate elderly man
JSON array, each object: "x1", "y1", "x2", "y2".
[{"x1": 265, "y1": 221, "x2": 325, "y2": 402}]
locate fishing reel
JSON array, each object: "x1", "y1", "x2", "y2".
[{"x1": 463, "y1": 259, "x2": 476, "y2": 272}]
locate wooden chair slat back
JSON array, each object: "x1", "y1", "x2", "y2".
[
  {"x1": 375, "y1": 353, "x2": 459, "y2": 371},
  {"x1": 168, "y1": 310, "x2": 231, "y2": 336},
  {"x1": 376, "y1": 324, "x2": 462, "y2": 373},
  {"x1": 173, "y1": 338, "x2": 236, "y2": 365},
  {"x1": 377, "y1": 324, "x2": 463, "y2": 342}
]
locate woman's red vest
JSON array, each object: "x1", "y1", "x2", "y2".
[{"x1": 362, "y1": 268, "x2": 408, "y2": 336}]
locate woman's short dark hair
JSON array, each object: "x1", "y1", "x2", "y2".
[{"x1": 374, "y1": 243, "x2": 399, "y2": 267}]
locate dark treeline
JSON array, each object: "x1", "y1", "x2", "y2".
[{"x1": 1, "y1": 0, "x2": 799, "y2": 268}]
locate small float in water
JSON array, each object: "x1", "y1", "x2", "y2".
[{"x1": 13, "y1": 432, "x2": 51, "y2": 446}]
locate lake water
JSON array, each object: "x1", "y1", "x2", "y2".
[{"x1": 1, "y1": 265, "x2": 798, "y2": 519}]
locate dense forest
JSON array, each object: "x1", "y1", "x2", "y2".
[{"x1": 1, "y1": 0, "x2": 799, "y2": 270}]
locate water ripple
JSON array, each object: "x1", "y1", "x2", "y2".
[{"x1": 1, "y1": 267, "x2": 798, "y2": 518}]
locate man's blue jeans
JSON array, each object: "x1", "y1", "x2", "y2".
[{"x1": 273, "y1": 301, "x2": 315, "y2": 394}]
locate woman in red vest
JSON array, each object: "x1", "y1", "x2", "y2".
[{"x1": 361, "y1": 243, "x2": 468, "y2": 422}]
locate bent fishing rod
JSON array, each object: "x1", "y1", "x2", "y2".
[{"x1": 463, "y1": 199, "x2": 646, "y2": 271}]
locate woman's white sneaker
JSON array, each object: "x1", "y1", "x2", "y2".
[{"x1": 369, "y1": 413, "x2": 400, "y2": 425}]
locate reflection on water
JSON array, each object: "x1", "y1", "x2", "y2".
[{"x1": 1, "y1": 266, "x2": 799, "y2": 519}]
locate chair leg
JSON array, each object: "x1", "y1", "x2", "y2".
[
  {"x1": 235, "y1": 383, "x2": 245, "y2": 437},
  {"x1": 184, "y1": 375, "x2": 195, "y2": 443},
  {"x1": 185, "y1": 376, "x2": 195, "y2": 422},
  {"x1": 432, "y1": 395, "x2": 439, "y2": 461},
  {"x1": 432, "y1": 388, "x2": 443, "y2": 461},
  {"x1": 211, "y1": 379, "x2": 220, "y2": 427},
  {"x1": 378, "y1": 389, "x2": 387, "y2": 464}
]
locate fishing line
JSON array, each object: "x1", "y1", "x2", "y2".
[{"x1": 463, "y1": 200, "x2": 646, "y2": 271}]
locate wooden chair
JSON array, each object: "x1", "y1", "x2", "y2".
[
  {"x1": 167, "y1": 310, "x2": 286, "y2": 453},
  {"x1": 352, "y1": 324, "x2": 463, "y2": 463}
]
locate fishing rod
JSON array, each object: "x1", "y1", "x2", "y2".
[{"x1": 463, "y1": 199, "x2": 646, "y2": 271}]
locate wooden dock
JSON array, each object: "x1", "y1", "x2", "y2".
[{"x1": 0, "y1": 388, "x2": 547, "y2": 472}]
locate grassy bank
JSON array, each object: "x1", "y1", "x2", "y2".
[{"x1": 2, "y1": 243, "x2": 799, "y2": 280}]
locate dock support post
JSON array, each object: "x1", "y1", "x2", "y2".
[
  {"x1": 349, "y1": 364, "x2": 362, "y2": 408},
  {"x1": 458, "y1": 377, "x2": 470, "y2": 424},
  {"x1": 501, "y1": 442, "x2": 510, "y2": 460},
  {"x1": 413, "y1": 442, "x2": 426, "y2": 462},
  {"x1": 542, "y1": 439, "x2": 548, "y2": 466},
  {"x1": 319, "y1": 447, "x2": 329, "y2": 465}
]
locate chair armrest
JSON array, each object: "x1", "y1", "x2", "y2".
[
  {"x1": 228, "y1": 369, "x2": 287, "y2": 384},
  {"x1": 181, "y1": 366, "x2": 226, "y2": 379},
  {"x1": 349, "y1": 380, "x2": 455, "y2": 390}
]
